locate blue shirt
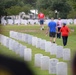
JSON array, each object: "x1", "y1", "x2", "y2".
[{"x1": 48, "y1": 21, "x2": 56, "y2": 32}]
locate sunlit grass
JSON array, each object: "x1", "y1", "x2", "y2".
[{"x1": 0, "y1": 24, "x2": 76, "y2": 75}]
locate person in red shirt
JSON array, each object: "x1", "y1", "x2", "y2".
[
  {"x1": 60, "y1": 23, "x2": 70, "y2": 46},
  {"x1": 38, "y1": 12, "x2": 45, "y2": 30}
]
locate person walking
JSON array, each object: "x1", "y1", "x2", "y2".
[
  {"x1": 38, "y1": 12, "x2": 45, "y2": 30},
  {"x1": 60, "y1": 23, "x2": 70, "y2": 46},
  {"x1": 46, "y1": 17, "x2": 57, "y2": 43},
  {"x1": 57, "y1": 18, "x2": 62, "y2": 38}
]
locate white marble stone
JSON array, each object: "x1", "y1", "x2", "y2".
[
  {"x1": 14, "y1": 42, "x2": 21, "y2": 54},
  {"x1": 32, "y1": 36, "x2": 38, "y2": 46},
  {"x1": 35, "y1": 54, "x2": 43, "y2": 67},
  {"x1": 74, "y1": 19, "x2": 76, "y2": 24},
  {"x1": 0, "y1": 35, "x2": 5, "y2": 45},
  {"x1": 27, "y1": 35, "x2": 32, "y2": 44},
  {"x1": 56, "y1": 46, "x2": 63, "y2": 58},
  {"x1": 7, "y1": 19, "x2": 13, "y2": 25},
  {"x1": 67, "y1": 19, "x2": 73, "y2": 25},
  {"x1": 50, "y1": 43, "x2": 57, "y2": 55},
  {"x1": 40, "y1": 39, "x2": 46, "y2": 50},
  {"x1": 28, "y1": 19, "x2": 35, "y2": 25},
  {"x1": 34, "y1": 20, "x2": 40, "y2": 25},
  {"x1": 11, "y1": 40, "x2": 17, "y2": 51},
  {"x1": 5, "y1": 37, "x2": 10, "y2": 48},
  {"x1": 8, "y1": 39, "x2": 12, "y2": 50},
  {"x1": 36, "y1": 38, "x2": 41, "y2": 48},
  {"x1": 19, "y1": 44, "x2": 26, "y2": 57},
  {"x1": 21, "y1": 19, "x2": 27, "y2": 25},
  {"x1": 21, "y1": 33, "x2": 25, "y2": 42},
  {"x1": 1, "y1": 19, "x2": 7, "y2": 25},
  {"x1": 63, "y1": 48, "x2": 71, "y2": 61},
  {"x1": 24, "y1": 34, "x2": 29, "y2": 43},
  {"x1": 17, "y1": 33, "x2": 22, "y2": 41},
  {"x1": 44, "y1": 19, "x2": 51, "y2": 25},
  {"x1": 41, "y1": 56, "x2": 50, "y2": 70},
  {"x1": 24, "y1": 48, "x2": 32, "y2": 61},
  {"x1": 14, "y1": 19, "x2": 20, "y2": 25},
  {"x1": 49, "y1": 58, "x2": 59, "y2": 74},
  {"x1": 45, "y1": 41, "x2": 52, "y2": 52},
  {"x1": 56, "y1": 62, "x2": 67, "y2": 75}
]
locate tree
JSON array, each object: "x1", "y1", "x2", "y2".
[
  {"x1": 36, "y1": 0, "x2": 71, "y2": 18},
  {"x1": 5, "y1": 5, "x2": 32, "y2": 15},
  {"x1": 68, "y1": 0, "x2": 76, "y2": 10},
  {"x1": 67, "y1": 10, "x2": 76, "y2": 19}
]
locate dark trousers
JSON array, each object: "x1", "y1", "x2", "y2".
[
  {"x1": 57, "y1": 27, "x2": 61, "y2": 38},
  {"x1": 62, "y1": 36, "x2": 68, "y2": 46}
]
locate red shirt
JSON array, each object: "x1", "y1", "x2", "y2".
[
  {"x1": 60, "y1": 26, "x2": 70, "y2": 36},
  {"x1": 38, "y1": 13, "x2": 45, "y2": 19}
]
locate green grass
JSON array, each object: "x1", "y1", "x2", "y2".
[{"x1": 0, "y1": 24, "x2": 76, "y2": 75}]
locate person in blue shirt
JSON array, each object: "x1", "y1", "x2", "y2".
[{"x1": 46, "y1": 17, "x2": 57, "y2": 43}]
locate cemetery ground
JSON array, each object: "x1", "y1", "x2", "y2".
[{"x1": 0, "y1": 24, "x2": 76, "y2": 75}]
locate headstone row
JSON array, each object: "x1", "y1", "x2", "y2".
[
  {"x1": 35, "y1": 53, "x2": 68, "y2": 75},
  {"x1": 10, "y1": 31, "x2": 71, "y2": 61},
  {"x1": 1, "y1": 19, "x2": 40, "y2": 25},
  {"x1": 1, "y1": 18, "x2": 76, "y2": 25},
  {"x1": 0, "y1": 34, "x2": 32, "y2": 61}
]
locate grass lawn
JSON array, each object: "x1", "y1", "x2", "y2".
[{"x1": 0, "y1": 24, "x2": 76, "y2": 75}]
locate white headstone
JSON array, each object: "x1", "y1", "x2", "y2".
[
  {"x1": 56, "y1": 46, "x2": 63, "y2": 58},
  {"x1": 44, "y1": 19, "x2": 50, "y2": 25},
  {"x1": 17, "y1": 33, "x2": 22, "y2": 41},
  {"x1": 13, "y1": 31, "x2": 18, "y2": 39},
  {"x1": 21, "y1": 33, "x2": 25, "y2": 42},
  {"x1": 21, "y1": 20, "x2": 27, "y2": 25},
  {"x1": 63, "y1": 48, "x2": 71, "y2": 61},
  {"x1": 41, "y1": 56, "x2": 50, "y2": 70},
  {"x1": 27, "y1": 35, "x2": 32, "y2": 44},
  {"x1": 32, "y1": 37, "x2": 37, "y2": 46},
  {"x1": 28, "y1": 19, "x2": 35, "y2": 25},
  {"x1": 9, "y1": 39, "x2": 15, "y2": 50},
  {"x1": 2, "y1": 36, "x2": 7, "y2": 46},
  {"x1": 50, "y1": 43, "x2": 57, "y2": 55},
  {"x1": 15, "y1": 42, "x2": 21, "y2": 54},
  {"x1": 36, "y1": 38, "x2": 41, "y2": 48},
  {"x1": 49, "y1": 58, "x2": 59, "y2": 74},
  {"x1": 8, "y1": 39, "x2": 12, "y2": 50},
  {"x1": 14, "y1": 19, "x2": 20, "y2": 25},
  {"x1": 1, "y1": 35, "x2": 5, "y2": 45},
  {"x1": 35, "y1": 54, "x2": 43, "y2": 67},
  {"x1": 24, "y1": 34, "x2": 29, "y2": 43},
  {"x1": 74, "y1": 19, "x2": 76, "y2": 24},
  {"x1": 24, "y1": 48, "x2": 32, "y2": 61},
  {"x1": 7, "y1": 19, "x2": 13, "y2": 25},
  {"x1": 19, "y1": 44, "x2": 26, "y2": 57},
  {"x1": 56, "y1": 62, "x2": 67, "y2": 75},
  {"x1": 11, "y1": 40, "x2": 17, "y2": 51},
  {"x1": 5, "y1": 37, "x2": 10, "y2": 48},
  {"x1": 21, "y1": 34, "x2": 27, "y2": 42},
  {"x1": 40, "y1": 39, "x2": 46, "y2": 50},
  {"x1": 45, "y1": 41, "x2": 52, "y2": 52}
]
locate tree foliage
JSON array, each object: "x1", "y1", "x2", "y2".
[
  {"x1": 5, "y1": 5, "x2": 32, "y2": 15},
  {"x1": 0, "y1": 0, "x2": 76, "y2": 18},
  {"x1": 67, "y1": 10, "x2": 76, "y2": 19},
  {"x1": 36, "y1": 0, "x2": 71, "y2": 18}
]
